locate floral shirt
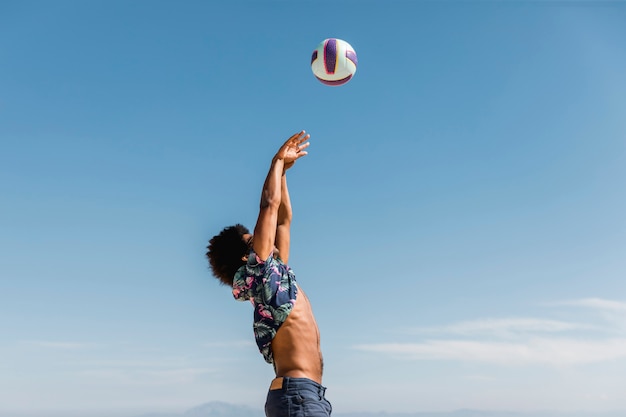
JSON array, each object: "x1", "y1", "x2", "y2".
[{"x1": 232, "y1": 250, "x2": 298, "y2": 364}]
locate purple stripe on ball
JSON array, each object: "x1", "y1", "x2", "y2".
[
  {"x1": 324, "y1": 39, "x2": 337, "y2": 74},
  {"x1": 311, "y1": 50, "x2": 318, "y2": 64},
  {"x1": 346, "y1": 49, "x2": 358, "y2": 67},
  {"x1": 315, "y1": 74, "x2": 353, "y2": 86}
]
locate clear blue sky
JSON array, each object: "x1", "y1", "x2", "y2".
[{"x1": 1, "y1": 1, "x2": 625, "y2": 415}]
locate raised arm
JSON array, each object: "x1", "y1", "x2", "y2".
[
  {"x1": 275, "y1": 174, "x2": 292, "y2": 263},
  {"x1": 252, "y1": 131, "x2": 309, "y2": 261}
]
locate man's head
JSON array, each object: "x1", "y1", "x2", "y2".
[{"x1": 206, "y1": 224, "x2": 250, "y2": 286}]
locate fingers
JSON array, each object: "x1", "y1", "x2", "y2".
[
  {"x1": 290, "y1": 130, "x2": 310, "y2": 144},
  {"x1": 295, "y1": 131, "x2": 310, "y2": 151},
  {"x1": 295, "y1": 136, "x2": 310, "y2": 161},
  {"x1": 298, "y1": 131, "x2": 310, "y2": 143},
  {"x1": 278, "y1": 130, "x2": 311, "y2": 165},
  {"x1": 284, "y1": 131, "x2": 310, "y2": 153}
]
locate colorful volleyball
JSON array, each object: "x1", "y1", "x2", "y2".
[{"x1": 311, "y1": 38, "x2": 358, "y2": 86}]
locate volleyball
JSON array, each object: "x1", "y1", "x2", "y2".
[{"x1": 311, "y1": 38, "x2": 358, "y2": 86}]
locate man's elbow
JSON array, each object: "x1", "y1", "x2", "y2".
[
  {"x1": 277, "y1": 206, "x2": 293, "y2": 225},
  {"x1": 260, "y1": 193, "x2": 281, "y2": 210},
  {"x1": 277, "y1": 216, "x2": 292, "y2": 227}
]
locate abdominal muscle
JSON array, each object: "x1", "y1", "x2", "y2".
[{"x1": 271, "y1": 288, "x2": 323, "y2": 384}]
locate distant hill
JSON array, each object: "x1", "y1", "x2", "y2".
[
  {"x1": 135, "y1": 402, "x2": 626, "y2": 417},
  {"x1": 184, "y1": 402, "x2": 260, "y2": 417},
  {"x1": 136, "y1": 401, "x2": 260, "y2": 417}
]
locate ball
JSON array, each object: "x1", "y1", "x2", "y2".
[{"x1": 311, "y1": 38, "x2": 358, "y2": 86}]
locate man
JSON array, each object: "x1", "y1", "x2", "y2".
[{"x1": 206, "y1": 131, "x2": 331, "y2": 417}]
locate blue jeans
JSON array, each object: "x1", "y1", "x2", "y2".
[{"x1": 265, "y1": 377, "x2": 332, "y2": 417}]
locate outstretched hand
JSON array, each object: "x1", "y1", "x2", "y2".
[{"x1": 275, "y1": 131, "x2": 310, "y2": 170}]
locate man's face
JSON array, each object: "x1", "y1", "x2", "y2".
[
  {"x1": 241, "y1": 233, "x2": 280, "y2": 259},
  {"x1": 242, "y1": 233, "x2": 253, "y2": 250}
]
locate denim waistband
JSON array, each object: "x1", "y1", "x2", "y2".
[{"x1": 271, "y1": 376, "x2": 326, "y2": 397}]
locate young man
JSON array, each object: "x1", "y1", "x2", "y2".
[{"x1": 206, "y1": 131, "x2": 331, "y2": 417}]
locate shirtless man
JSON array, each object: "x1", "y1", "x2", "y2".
[{"x1": 206, "y1": 131, "x2": 331, "y2": 417}]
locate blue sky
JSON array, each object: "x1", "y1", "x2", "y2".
[{"x1": 1, "y1": 1, "x2": 625, "y2": 415}]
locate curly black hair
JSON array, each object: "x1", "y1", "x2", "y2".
[{"x1": 206, "y1": 224, "x2": 250, "y2": 286}]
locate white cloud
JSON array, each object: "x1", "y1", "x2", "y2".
[
  {"x1": 553, "y1": 298, "x2": 626, "y2": 333},
  {"x1": 21, "y1": 341, "x2": 94, "y2": 350},
  {"x1": 354, "y1": 337, "x2": 626, "y2": 365},
  {"x1": 554, "y1": 298, "x2": 626, "y2": 312},
  {"x1": 355, "y1": 298, "x2": 626, "y2": 367},
  {"x1": 412, "y1": 318, "x2": 592, "y2": 337}
]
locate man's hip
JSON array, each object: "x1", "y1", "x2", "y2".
[{"x1": 265, "y1": 376, "x2": 332, "y2": 417}]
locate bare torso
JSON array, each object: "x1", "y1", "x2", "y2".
[{"x1": 271, "y1": 288, "x2": 323, "y2": 384}]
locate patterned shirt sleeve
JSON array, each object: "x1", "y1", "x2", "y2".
[{"x1": 232, "y1": 250, "x2": 298, "y2": 364}]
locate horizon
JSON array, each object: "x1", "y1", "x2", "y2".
[{"x1": 2, "y1": 400, "x2": 626, "y2": 417}]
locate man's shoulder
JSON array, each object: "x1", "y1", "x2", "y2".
[{"x1": 248, "y1": 250, "x2": 289, "y2": 269}]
